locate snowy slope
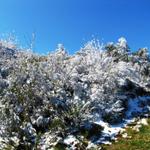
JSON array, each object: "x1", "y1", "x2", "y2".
[{"x1": 0, "y1": 38, "x2": 150, "y2": 149}]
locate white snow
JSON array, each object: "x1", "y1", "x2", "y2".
[
  {"x1": 94, "y1": 96, "x2": 150, "y2": 144},
  {"x1": 64, "y1": 135, "x2": 80, "y2": 150},
  {"x1": 118, "y1": 37, "x2": 127, "y2": 48},
  {"x1": 87, "y1": 142, "x2": 99, "y2": 149},
  {"x1": 64, "y1": 135, "x2": 77, "y2": 145},
  {"x1": 137, "y1": 118, "x2": 148, "y2": 126},
  {"x1": 95, "y1": 120, "x2": 126, "y2": 144}
]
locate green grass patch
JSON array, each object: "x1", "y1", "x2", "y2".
[{"x1": 102, "y1": 118, "x2": 150, "y2": 150}]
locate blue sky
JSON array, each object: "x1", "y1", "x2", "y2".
[{"x1": 0, "y1": 0, "x2": 150, "y2": 54}]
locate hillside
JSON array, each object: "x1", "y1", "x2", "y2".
[{"x1": 0, "y1": 38, "x2": 150, "y2": 150}]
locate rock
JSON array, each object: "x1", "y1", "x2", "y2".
[
  {"x1": 122, "y1": 133, "x2": 128, "y2": 138},
  {"x1": 122, "y1": 133, "x2": 131, "y2": 139},
  {"x1": 137, "y1": 118, "x2": 148, "y2": 126}
]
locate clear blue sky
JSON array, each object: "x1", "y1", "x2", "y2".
[{"x1": 0, "y1": 0, "x2": 150, "y2": 54}]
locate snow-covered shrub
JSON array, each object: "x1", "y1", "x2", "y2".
[{"x1": 0, "y1": 37, "x2": 150, "y2": 149}]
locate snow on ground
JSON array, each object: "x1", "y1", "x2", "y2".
[
  {"x1": 64, "y1": 135, "x2": 79, "y2": 145},
  {"x1": 63, "y1": 96, "x2": 150, "y2": 148},
  {"x1": 94, "y1": 96, "x2": 150, "y2": 145}
]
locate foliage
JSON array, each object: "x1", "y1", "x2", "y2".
[{"x1": 0, "y1": 37, "x2": 150, "y2": 149}]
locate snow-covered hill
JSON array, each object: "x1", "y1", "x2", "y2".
[{"x1": 0, "y1": 37, "x2": 150, "y2": 149}]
